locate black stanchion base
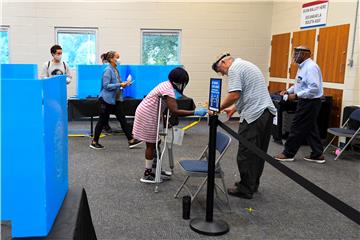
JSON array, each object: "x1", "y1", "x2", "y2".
[{"x1": 190, "y1": 218, "x2": 229, "y2": 236}]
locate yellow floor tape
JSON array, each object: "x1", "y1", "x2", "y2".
[
  {"x1": 68, "y1": 133, "x2": 106, "y2": 138},
  {"x1": 181, "y1": 117, "x2": 202, "y2": 131}
]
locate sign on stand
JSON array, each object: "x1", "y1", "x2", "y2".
[
  {"x1": 209, "y1": 78, "x2": 222, "y2": 112},
  {"x1": 190, "y1": 77, "x2": 229, "y2": 236}
]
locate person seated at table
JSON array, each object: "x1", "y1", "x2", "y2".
[
  {"x1": 90, "y1": 51, "x2": 142, "y2": 150},
  {"x1": 132, "y1": 67, "x2": 207, "y2": 183}
]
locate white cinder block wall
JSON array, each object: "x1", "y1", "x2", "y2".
[
  {"x1": 3, "y1": 1, "x2": 359, "y2": 109},
  {"x1": 2, "y1": 2, "x2": 273, "y2": 105},
  {"x1": 269, "y1": 1, "x2": 360, "y2": 109}
]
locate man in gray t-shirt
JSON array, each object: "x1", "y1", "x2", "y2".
[
  {"x1": 40, "y1": 44, "x2": 72, "y2": 84},
  {"x1": 212, "y1": 53, "x2": 276, "y2": 199}
]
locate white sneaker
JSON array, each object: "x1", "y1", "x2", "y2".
[{"x1": 303, "y1": 155, "x2": 326, "y2": 164}]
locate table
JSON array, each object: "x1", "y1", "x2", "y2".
[{"x1": 68, "y1": 97, "x2": 196, "y2": 136}]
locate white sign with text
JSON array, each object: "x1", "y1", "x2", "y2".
[{"x1": 300, "y1": 0, "x2": 328, "y2": 29}]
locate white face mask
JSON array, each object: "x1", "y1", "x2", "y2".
[
  {"x1": 54, "y1": 54, "x2": 62, "y2": 61},
  {"x1": 116, "y1": 59, "x2": 121, "y2": 66}
]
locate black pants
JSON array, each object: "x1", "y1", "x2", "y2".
[
  {"x1": 283, "y1": 98, "x2": 323, "y2": 158},
  {"x1": 93, "y1": 98, "x2": 132, "y2": 142},
  {"x1": 236, "y1": 109, "x2": 273, "y2": 194}
]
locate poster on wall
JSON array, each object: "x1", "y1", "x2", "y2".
[{"x1": 300, "y1": 0, "x2": 329, "y2": 29}]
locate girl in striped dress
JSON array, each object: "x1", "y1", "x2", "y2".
[{"x1": 132, "y1": 67, "x2": 207, "y2": 183}]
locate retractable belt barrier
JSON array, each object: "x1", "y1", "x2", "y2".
[{"x1": 218, "y1": 120, "x2": 360, "y2": 225}]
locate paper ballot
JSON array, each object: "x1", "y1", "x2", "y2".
[
  {"x1": 166, "y1": 127, "x2": 184, "y2": 145},
  {"x1": 126, "y1": 74, "x2": 132, "y2": 83},
  {"x1": 273, "y1": 111, "x2": 278, "y2": 125}
]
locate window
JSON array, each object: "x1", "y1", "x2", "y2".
[
  {"x1": 141, "y1": 29, "x2": 181, "y2": 65},
  {"x1": 0, "y1": 26, "x2": 10, "y2": 64},
  {"x1": 55, "y1": 28, "x2": 97, "y2": 68}
]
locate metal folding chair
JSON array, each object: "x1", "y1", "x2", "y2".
[
  {"x1": 174, "y1": 131, "x2": 231, "y2": 208},
  {"x1": 323, "y1": 109, "x2": 360, "y2": 160}
]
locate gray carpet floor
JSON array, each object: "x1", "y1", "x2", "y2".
[{"x1": 68, "y1": 119, "x2": 360, "y2": 240}]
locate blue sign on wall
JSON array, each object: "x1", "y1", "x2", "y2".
[{"x1": 209, "y1": 78, "x2": 222, "y2": 112}]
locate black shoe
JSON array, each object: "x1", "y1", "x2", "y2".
[
  {"x1": 140, "y1": 169, "x2": 163, "y2": 184},
  {"x1": 129, "y1": 139, "x2": 142, "y2": 149},
  {"x1": 234, "y1": 182, "x2": 258, "y2": 193},
  {"x1": 227, "y1": 187, "x2": 253, "y2": 199},
  {"x1": 89, "y1": 142, "x2": 104, "y2": 150},
  {"x1": 151, "y1": 168, "x2": 172, "y2": 180}
]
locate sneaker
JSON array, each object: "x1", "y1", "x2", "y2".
[
  {"x1": 140, "y1": 173, "x2": 164, "y2": 184},
  {"x1": 129, "y1": 139, "x2": 142, "y2": 149},
  {"x1": 304, "y1": 155, "x2": 326, "y2": 164},
  {"x1": 140, "y1": 174, "x2": 157, "y2": 183},
  {"x1": 151, "y1": 165, "x2": 172, "y2": 180},
  {"x1": 140, "y1": 169, "x2": 167, "y2": 183},
  {"x1": 274, "y1": 153, "x2": 294, "y2": 162},
  {"x1": 89, "y1": 142, "x2": 104, "y2": 150},
  {"x1": 160, "y1": 170, "x2": 172, "y2": 180}
]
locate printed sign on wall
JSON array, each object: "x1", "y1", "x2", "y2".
[{"x1": 300, "y1": 0, "x2": 329, "y2": 29}]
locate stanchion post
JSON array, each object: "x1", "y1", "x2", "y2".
[
  {"x1": 205, "y1": 114, "x2": 217, "y2": 222},
  {"x1": 189, "y1": 114, "x2": 229, "y2": 236}
]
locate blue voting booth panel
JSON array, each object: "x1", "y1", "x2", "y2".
[
  {"x1": 76, "y1": 64, "x2": 107, "y2": 98},
  {"x1": 126, "y1": 65, "x2": 180, "y2": 99},
  {"x1": 0, "y1": 64, "x2": 38, "y2": 79},
  {"x1": 42, "y1": 75, "x2": 68, "y2": 232},
  {"x1": 76, "y1": 64, "x2": 131, "y2": 99},
  {"x1": 1, "y1": 64, "x2": 68, "y2": 237},
  {"x1": 75, "y1": 64, "x2": 179, "y2": 99}
]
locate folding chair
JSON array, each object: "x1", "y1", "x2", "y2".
[
  {"x1": 323, "y1": 109, "x2": 360, "y2": 160},
  {"x1": 174, "y1": 131, "x2": 231, "y2": 207}
]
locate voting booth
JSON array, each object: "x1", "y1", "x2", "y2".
[
  {"x1": 75, "y1": 64, "x2": 180, "y2": 99},
  {"x1": 1, "y1": 64, "x2": 68, "y2": 237},
  {"x1": 126, "y1": 65, "x2": 180, "y2": 99}
]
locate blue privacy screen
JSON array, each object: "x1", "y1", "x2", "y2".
[
  {"x1": 75, "y1": 64, "x2": 180, "y2": 99},
  {"x1": 1, "y1": 64, "x2": 68, "y2": 237}
]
